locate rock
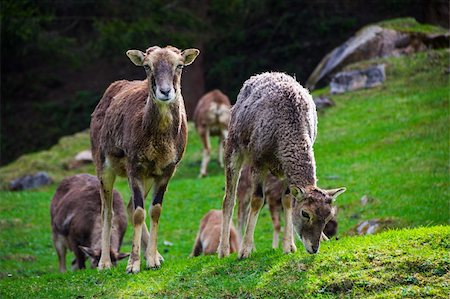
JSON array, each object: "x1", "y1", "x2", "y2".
[
  {"x1": 74, "y1": 150, "x2": 92, "y2": 162},
  {"x1": 313, "y1": 96, "x2": 335, "y2": 111},
  {"x1": 355, "y1": 218, "x2": 396, "y2": 235},
  {"x1": 360, "y1": 195, "x2": 370, "y2": 206},
  {"x1": 330, "y1": 64, "x2": 385, "y2": 94},
  {"x1": 163, "y1": 240, "x2": 173, "y2": 246},
  {"x1": 10, "y1": 172, "x2": 52, "y2": 191},
  {"x1": 305, "y1": 23, "x2": 449, "y2": 89},
  {"x1": 66, "y1": 150, "x2": 93, "y2": 170}
]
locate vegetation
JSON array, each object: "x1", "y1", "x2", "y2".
[
  {"x1": 0, "y1": 49, "x2": 448, "y2": 297},
  {"x1": 2, "y1": 0, "x2": 446, "y2": 164},
  {"x1": 378, "y1": 17, "x2": 449, "y2": 34}
]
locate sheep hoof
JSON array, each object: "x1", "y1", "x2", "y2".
[
  {"x1": 126, "y1": 257, "x2": 140, "y2": 274},
  {"x1": 217, "y1": 244, "x2": 230, "y2": 258},
  {"x1": 238, "y1": 245, "x2": 253, "y2": 259},
  {"x1": 283, "y1": 242, "x2": 297, "y2": 254},
  {"x1": 98, "y1": 259, "x2": 112, "y2": 270},
  {"x1": 146, "y1": 254, "x2": 162, "y2": 269}
]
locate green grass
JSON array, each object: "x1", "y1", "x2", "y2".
[
  {"x1": 0, "y1": 49, "x2": 449, "y2": 298},
  {"x1": 377, "y1": 17, "x2": 448, "y2": 34}
]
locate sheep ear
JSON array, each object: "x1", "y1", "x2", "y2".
[
  {"x1": 117, "y1": 252, "x2": 130, "y2": 261},
  {"x1": 290, "y1": 185, "x2": 306, "y2": 201},
  {"x1": 79, "y1": 246, "x2": 98, "y2": 258},
  {"x1": 326, "y1": 187, "x2": 346, "y2": 201},
  {"x1": 181, "y1": 49, "x2": 200, "y2": 66},
  {"x1": 126, "y1": 50, "x2": 145, "y2": 66}
]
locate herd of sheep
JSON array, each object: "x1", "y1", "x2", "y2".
[{"x1": 51, "y1": 45, "x2": 346, "y2": 273}]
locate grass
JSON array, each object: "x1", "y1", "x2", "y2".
[
  {"x1": 0, "y1": 49, "x2": 449, "y2": 298},
  {"x1": 376, "y1": 17, "x2": 448, "y2": 34}
]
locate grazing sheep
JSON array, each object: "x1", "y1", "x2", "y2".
[
  {"x1": 191, "y1": 210, "x2": 239, "y2": 257},
  {"x1": 90, "y1": 45, "x2": 199, "y2": 273},
  {"x1": 193, "y1": 89, "x2": 231, "y2": 177},
  {"x1": 218, "y1": 72, "x2": 346, "y2": 259},
  {"x1": 237, "y1": 165, "x2": 339, "y2": 248},
  {"x1": 50, "y1": 174, "x2": 128, "y2": 272}
]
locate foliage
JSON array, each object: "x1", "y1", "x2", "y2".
[
  {"x1": 2, "y1": 0, "x2": 445, "y2": 164},
  {"x1": 0, "y1": 49, "x2": 448, "y2": 297},
  {"x1": 377, "y1": 17, "x2": 449, "y2": 33}
]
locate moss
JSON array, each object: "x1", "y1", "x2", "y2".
[{"x1": 377, "y1": 17, "x2": 448, "y2": 34}]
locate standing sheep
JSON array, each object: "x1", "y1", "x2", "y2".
[
  {"x1": 193, "y1": 89, "x2": 231, "y2": 177},
  {"x1": 90, "y1": 45, "x2": 199, "y2": 273},
  {"x1": 218, "y1": 72, "x2": 345, "y2": 259}
]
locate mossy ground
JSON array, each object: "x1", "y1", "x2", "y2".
[{"x1": 0, "y1": 49, "x2": 448, "y2": 298}]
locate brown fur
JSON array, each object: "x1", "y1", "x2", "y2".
[
  {"x1": 237, "y1": 166, "x2": 338, "y2": 248},
  {"x1": 193, "y1": 89, "x2": 231, "y2": 177},
  {"x1": 191, "y1": 210, "x2": 239, "y2": 257},
  {"x1": 218, "y1": 72, "x2": 345, "y2": 259},
  {"x1": 90, "y1": 45, "x2": 199, "y2": 272},
  {"x1": 50, "y1": 174, "x2": 127, "y2": 272}
]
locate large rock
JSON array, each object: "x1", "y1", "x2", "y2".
[
  {"x1": 10, "y1": 172, "x2": 52, "y2": 191},
  {"x1": 306, "y1": 23, "x2": 449, "y2": 89},
  {"x1": 330, "y1": 64, "x2": 385, "y2": 94}
]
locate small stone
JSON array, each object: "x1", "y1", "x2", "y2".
[
  {"x1": 314, "y1": 96, "x2": 335, "y2": 111},
  {"x1": 9, "y1": 172, "x2": 52, "y2": 191},
  {"x1": 74, "y1": 150, "x2": 93, "y2": 162},
  {"x1": 360, "y1": 195, "x2": 370, "y2": 206},
  {"x1": 163, "y1": 240, "x2": 173, "y2": 246}
]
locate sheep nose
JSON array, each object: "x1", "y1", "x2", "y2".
[
  {"x1": 311, "y1": 245, "x2": 319, "y2": 254},
  {"x1": 160, "y1": 88, "x2": 170, "y2": 96}
]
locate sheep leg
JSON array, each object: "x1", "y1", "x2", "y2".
[
  {"x1": 239, "y1": 171, "x2": 264, "y2": 259},
  {"x1": 126, "y1": 177, "x2": 146, "y2": 274},
  {"x1": 218, "y1": 129, "x2": 228, "y2": 168},
  {"x1": 199, "y1": 128, "x2": 211, "y2": 177},
  {"x1": 98, "y1": 169, "x2": 116, "y2": 270},
  {"x1": 53, "y1": 233, "x2": 67, "y2": 272},
  {"x1": 145, "y1": 178, "x2": 169, "y2": 269},
  {"x1": 127, "y1": 178, "x2": 159, "y2": 259},
  {"x1": 218, "y1": 153, "x2": 242, "y2": 258},
  {"x1": 237, "y1": 187, "x2": 251, "y2": 237},
  {"x1": 190, "y1": 231, "x2": 203, "y2": 257},
  {"x1": 269, "y1": 196, "x2": 282, "y2": 249},
  {"x1": 282, "y1": 193, "x2": 297, "y2": 254}
]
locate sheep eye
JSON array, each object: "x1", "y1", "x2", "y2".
[
  {"x1": 143, "y1": 65, "x2": 151, "y2": 71},
  {"x1": 301, "y1": 210, "x2": 310, "y2": 219},
  {"x1": 176, "y1": 64, "x2": 184, "y2": 69}
]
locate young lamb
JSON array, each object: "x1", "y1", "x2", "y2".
[
  {"x1": 193, "y1": 89, "x2": 231, "y2": 177},
  {"x1": 90, "y1": 45, "x2": 199, "y2": 273},
  {"x1": 50, "y1": 174, "x2": 128, "y2": 272},
  {"x1": 190, "y1": 210, "x2": 239, "y2": 257},
  {"x1": 218, "y1": 72, "x2": 346, "y2": 259},
  {"x1": 237, "y1": 165, "x2": 339, "y2": 249}
]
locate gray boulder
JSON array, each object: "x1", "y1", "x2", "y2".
[
  {"x1": 306, "y1": 22, "x2": 449, "y2": 89},
  {"x1": 330, "y1": 64, "x2": 385, "y2": 94},
  {"x1": 10, "y1": 172, "x2": 52, "y2": 190}
]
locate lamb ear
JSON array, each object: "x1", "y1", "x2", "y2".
[
  {"x1": 181, "y1": 48, "x2": 200, "y2": 66},
  {"x1": 117, "y1": 252, "x2": 130, "y2": 261},
  {"x1": 290, "y1": 185, "x2": 306, "y2": 201},
  {"x1": 326, "y1": 187, "x2": 346, "y2": 201},
  {"x1": 79, "y1": 246, "x2": 98, "y2": 258},
  {"x1": 126, "y1": 50, "x2": 145, "y2": 66}
]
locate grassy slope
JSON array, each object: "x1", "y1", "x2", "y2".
[{"x1": 0, "y1": 49, "x2": 449, "y2": 298}]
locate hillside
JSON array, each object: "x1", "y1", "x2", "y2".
[{"x1": 0, "y1": 49, "x2": 449, "y2": 298}]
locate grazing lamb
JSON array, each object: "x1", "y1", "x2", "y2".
[
  {"x1": 193, "y1": 89, "x2": 231, "y2": 177},
  {"x1": 190, "y1": 210, "x2": 239, "y2": 257},
  {"x1": 90, "y1": 45, "x2": 199, "y2": 273},
  {"x1": 237, "y1": 165, "x2": 339, "y2": 248},
  {"x1": 50, "y1": 174, "x2": 128, "y2": 272},
  {"x1": 218, "y1": 72, "x2": 346, "y2": 259}
]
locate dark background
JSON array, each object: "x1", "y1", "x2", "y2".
[{"x1": 1, "y1": 0, "x2": 448, "y2": 165}]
